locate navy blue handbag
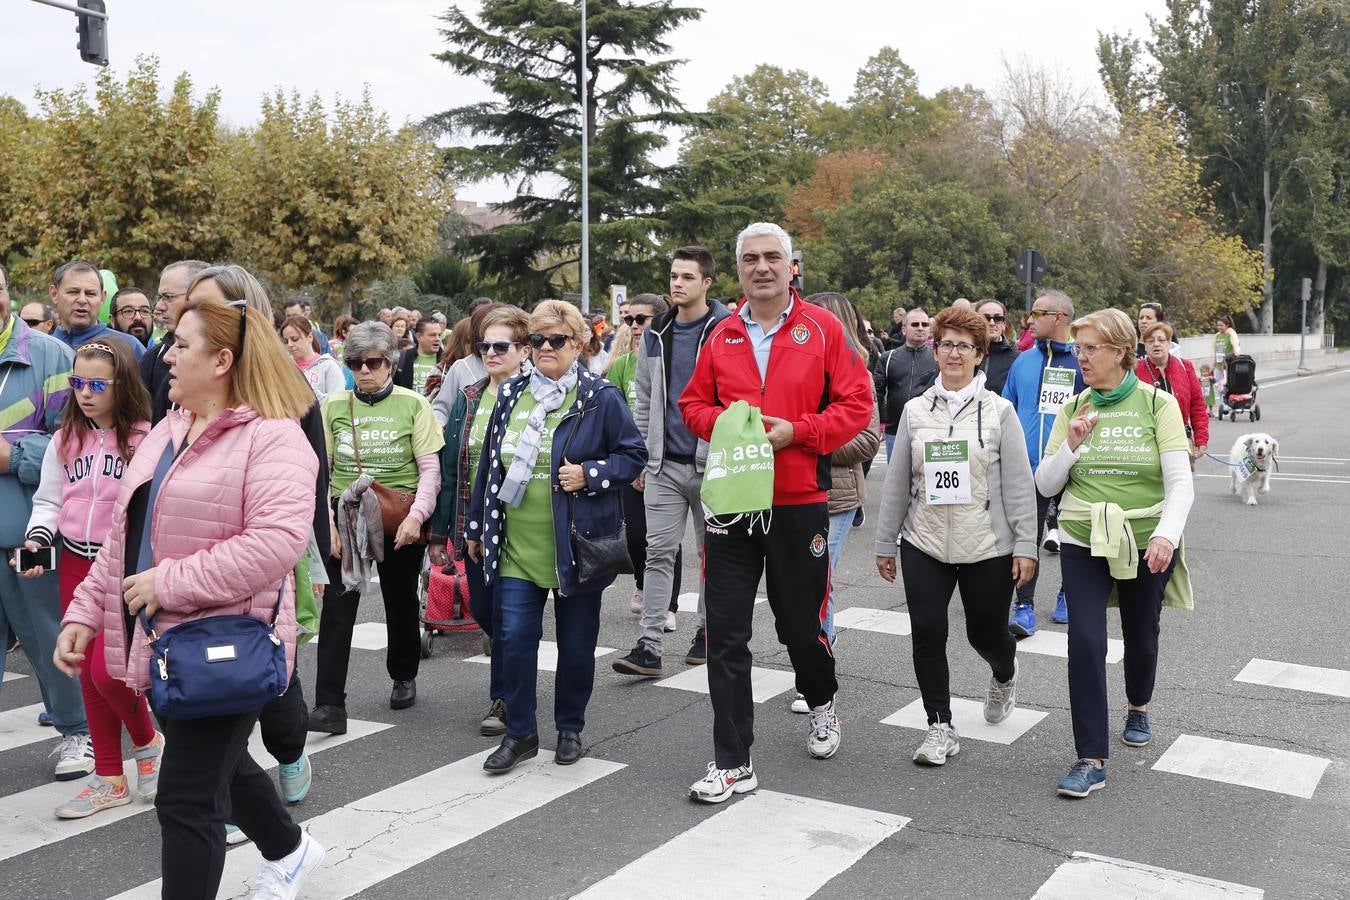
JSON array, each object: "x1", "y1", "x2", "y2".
[{"x1": 137, "y1": 588, "x2": 288, "y2": 720}]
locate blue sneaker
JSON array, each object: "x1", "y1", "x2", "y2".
[
  {"x1": 1056, "y1": 760, "x2": 1106, "y2": 798},
  {"x1": 1122, "y1": 710, "x2": 1152, "y2": 747},
  {"x1": 38, "y1": 710, "x2": 53, "y2": 727},
  {"x1": 279, "y1": 752, "x2": 312, "y2": 803},
  {"x1": 1051, "y1": 591, "x2": 1069, "y2": 624},
  {"x1": 1009, "y1": 604, "x2": 1038, "y2": 637}
]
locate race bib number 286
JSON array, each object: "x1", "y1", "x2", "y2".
[{"x1": 924, "y1": 439, "x2": 971, "y2": 505}]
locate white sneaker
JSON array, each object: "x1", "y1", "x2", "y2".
[
  {"x1": 664, "y1": 610, "x2": 677, "y2": 632},
  {"x1": 984, "y1": 659, "x2": 1018, "y2": 724},
  {"x1": 1042, "y1": 528, "x2": 1060, "y2": 553},
  {"x1": 789, "y1": 692, "x2": 809, "y2": 714},
  {"x1": 913, "y1": 722, "x2": 960, "y2": 766},
  {"x1": 629, "y1": 589, "x2": 644, "y2": 615},
  {"x1": 807, "y1": 701, "x2": 841, "y2": 759},
  {"x1": 688, "y1": 761, "x2": 758, "y2": 804},
  {"x1": 252, "y1": 831, "x2": 325, "y2": 900},
  {"x1": 51, "y1": 733, "x2": 95, "y2": 782}
]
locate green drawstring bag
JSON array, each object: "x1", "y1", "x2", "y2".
[
  {"x1": 700, "y1": 400, "x2": 775, "y2": 519},
  {"x1": 293, "y1": 557, "x2": 319, "y2": 646}
]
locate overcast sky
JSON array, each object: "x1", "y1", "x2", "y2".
[{"x1": 4, "y1": 0, "x2": 1166, "y2": 203}]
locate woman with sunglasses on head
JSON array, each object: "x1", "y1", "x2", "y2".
[
  {"x1": 22, "y1": 340, "x2": 162, "y2": 819},
  {"x1": 56, "y1": 286, "x2": 325, "y2": 897},
  {"x1": 312, "y1": 321, "x2": 443, "y2": 729},
  {"x1": 468, "y1": 300, "x2": 645, "y2": 773},
  {"x1": 426, "y1": 306, "x2": 531, "y2": 737}
]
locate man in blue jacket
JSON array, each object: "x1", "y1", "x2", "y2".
[
  {"x1": 1001, "y1": 288, "x2": 1085, "y2": 635},
  {"x1": 48, "y1": 261, "x2": 145, "y2": 363},
  {"x1": 0, "y1": 262, "x2": 92, "y2": 781}
]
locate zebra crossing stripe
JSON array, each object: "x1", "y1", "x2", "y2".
[
  {"x1": 1152, "y1": 734, "x2": 1329, "y2": 799},
  {"x1": 1018, "y1": 629, "x2": 1124, "y2": 663},
  {"x1": 881, "y1": 696, "x2": 1046, "y2": 745},
  {"x1": 678, "y1": 592, "x2": 764, "y2": 611},
  {"x1": 574, "y1": 790, "x2": 907, "y2": 899},
  {"x1": 834, "y1": 606, "x2": 911, "y2": 635},
  {"x1": 1033, "y1": 851, "x2": 1263, "y2": 898},
  {"x1": 311, "y1": 621, "x2": 390, "y2": 650},
  {"x1": 466, "y1": 639, "x2": 617, "y2": 672},
  {"x1": 656, "y1": 664, "x2": 797, "y2": 703},
  {"x1": 1, "y1": 671, "x2": 26, "y2": 682},
  {"x1": 0, "y1": 703, "x2": 49, "y2": 753},
  {"x1": 0, "y1": 719, "x2": 392, "y2": 864},
  {"x1": 109, "y1": 750, "x2": 624, "y2": 899},
  {"x1": 1234, "y1": 658, "x2": 1350, "y2": 698}
]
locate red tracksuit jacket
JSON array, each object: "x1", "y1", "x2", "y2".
[{"x1": 679, "y1": 293, "x2": 874, "y2": 506}]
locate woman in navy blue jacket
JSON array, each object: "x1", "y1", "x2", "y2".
[{"x1": 466, "y1": 300, "x2": 646, "y2": 773}]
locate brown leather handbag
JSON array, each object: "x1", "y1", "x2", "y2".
[{"x1": 347, "y1": 394, "x2": 421, "y2": 540}]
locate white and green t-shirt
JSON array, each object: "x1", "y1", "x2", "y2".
[
  {"x1": 499, "y1": 387, "x2": 576, "y2": 589},
  {"x1": 1045, "y1": 384, "x2": 1189, "y2": 549},
  {"x1": 324, "y1": 386, "x2": 445, "y2": 494},
  {"x1": 467, "y1": 385, "x2": 496, "y2": 491},
  {"x1": 412, "y1": 353, "x2": 439, "y2": 393}
]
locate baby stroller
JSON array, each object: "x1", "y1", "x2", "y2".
[
  {"x1": 1223, "y1": 354, "x2": 1260, "y2": 422},
  {"x1": 418, "y1": 554, "x2": 480, "y2": 658}
]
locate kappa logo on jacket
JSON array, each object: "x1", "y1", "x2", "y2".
[{"x1": 724, "y1": 336, "x2": 745, "y2": 345}]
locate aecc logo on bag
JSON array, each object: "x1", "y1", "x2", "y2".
[{"x1": 703, "y1": 440, "x2": 773, "y2": 482}]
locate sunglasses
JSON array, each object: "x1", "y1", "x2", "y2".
[
  {"x1": 227, "y1": 300, "x2": 248, "y2": 361},
  {"x1": 475, "y1": 340, "x2": 518, "y2": 356},
  {"x1": 622, "y1": 314, "x2": 650, "y2": 326},
  {"x1": 23, "y1": 318, "x2": 45, "y2": 328},
  {"x1": 69, "y1": 376, "x2": 119, "y2": 393},
  {"x1": 346, "y1": 356, "x2": 390, "y2": 371},
  {"x1": 528, "y1": 333, "x2": 571, "y2": 350},
  {"x1": 982, "y1": 314, "x2": 1006, "y2": 324},
  {"x1": 1029, "y1": 309, "x2": 1062, "y2": 319}
]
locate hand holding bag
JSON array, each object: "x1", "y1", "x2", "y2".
[
  {"x1": 699, "y1": 400, "x2": 775, "y2": 519},
  {"x1": 348, "y1": 393, "x2": 420, "y2": 538}
]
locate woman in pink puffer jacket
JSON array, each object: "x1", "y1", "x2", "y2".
[{"x1": 56, "y1": 292, "x2": 326, "y2": 899}]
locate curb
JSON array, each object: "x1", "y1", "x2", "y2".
[{"x1": 1294, "y1": 358, "x2": 1347, "y2": 377}]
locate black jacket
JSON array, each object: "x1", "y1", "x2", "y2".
[
  {"x1": 875, "y1": 343, "x2": 937, "y2": 426},
  {"x1": 143, "y1": 334, "x2": 175, "y2": 424},
  {"x1": 393, "y1": 347, "x2": 419, "y2": 390}
]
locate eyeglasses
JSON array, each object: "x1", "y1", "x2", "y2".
[
  {"x1": 156, "y1": 290, "x2": 185, "y2": 304},
  {"x1": 908, "y1": 321, "x2": 931, "y2": 328},
  {"x1": 1070, "y1": 342, "x2": 1112, "y2": 358},
  {"x1": 475, "y1": 340, "x2": 518, "y2": 356},
  {"x1": 69, "y1": 376, "x2": 119, "y2": 393},
  {"x1": 116, "y1": 307, "x2": 153, "y2": 319},
  {"x1": 935, "y1": 340, "x2": 978, "y2": 356},
  {"x1": 622, "y1": 314, "x2": 650, "y2": 326},
  {"x1": 1029, "y1": 309, "x2": 1062, "y2": 320},
  {"x1": 982, "y1": 314, "x2": 1006, "y2": 324},
  {"x1": 346, "y1": 357, "x2": 390, "y2": 371},
  {"x1": 227, "y1": 300, "x2": 248, "y2": 362},
  {"x1": 528, "y1": 333, "x2": 571, "y2": 350}
]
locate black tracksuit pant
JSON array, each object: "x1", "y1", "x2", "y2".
[{"x1": 703, "y1": 502, "x2": 836, "y2": 769}]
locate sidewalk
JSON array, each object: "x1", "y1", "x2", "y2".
[{"x1": 1258, "y1": 349, "x2": 1346, "y2": 382}]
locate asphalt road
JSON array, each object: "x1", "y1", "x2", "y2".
[{"x1": 2, "y1": 367, "x2": 1347, "y2": 899}]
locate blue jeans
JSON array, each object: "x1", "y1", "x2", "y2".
[
  {"x1": 495, "y1": 577, "x2": 602, "y2": 740},
  {"x1": 0, "y1": 555, "x2": 88, "y2": 735},
  {"x1": 884, "y1": 430, "x2": 897, "y2": 462},
  {"x1": 464, "y1": 556, "x2": 503, "y2": 702},
  {"x1": 824, "y1": 510, "x2": 855, "y2": 642}
]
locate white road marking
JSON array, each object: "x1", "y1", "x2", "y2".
[
  {"x1": 574, "y1": 790, "x2": 908, "y2": 899},
  {"x1": 311, "y1": 621, "x2": 391, "y2": 650},
  {"x1": 1018, "y1": 629, "x2": 1124, "y2": 664},
  {"x1": 1032, "y1": 851, "x2": 1264, "y2": 899},
  {"x1": 1152, "y1": 734, "x2": 1329, "y2": 799},
  {"x1": 0, "y1": 703, "x2": 51, "y2": 753},
  {"x1": 111, "y1": 750, "x2": 625, "y2": 899},
  {"x1": 0, "y1": 719, "x2": 392, "y2": 863},
  {"x1": 656, "y1": 664, "x2": 796, "y2": 703},
  {"x1": 881, "y1": 696, "x2": 1046, "y2": 745},
  {"x1": 1194, "y1": 473, "x2": 1350, "y2": 485},
  {"x1": 676, "y1": 592, "x2": 762, "y2": 612},
  {"x1": 1, "y1": 671, "x2": 26, "y2": 682},
  {"x1": 834, "y1": 606, "x2": 911, "y2": 635},
  {"x1": 1234, "y1": 658, "x2": 1350, "y2": 699},
  {"x1": 466, "y1": 639, "x2": 615, "y2": 672}
]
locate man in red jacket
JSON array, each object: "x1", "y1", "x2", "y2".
[{"x1": 679, "y1": 223, "x2": 873, "y2": 803}]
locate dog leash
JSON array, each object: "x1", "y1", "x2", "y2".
[{"x1": 1204, "y1": 452, "x2": 1279, "y2": 472}]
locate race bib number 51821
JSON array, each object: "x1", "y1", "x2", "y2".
[
  {"x1": 1039, "y1": 367, "x2": 1076, "y2": 415},
  {"x1": 924, "y1": 439, "x2": 971, "y2": 505}
]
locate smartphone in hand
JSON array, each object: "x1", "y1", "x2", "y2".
[{"x1": 13, "y1": 546, "x2": 55, "y2": 572}]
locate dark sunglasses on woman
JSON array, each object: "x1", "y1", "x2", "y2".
[
  {"x1": 346, "y1": 356, "x2": 390, "y2": 371},
  {"x1": 622, "y1": 314, "x2": 650, "y2": 326},
  {"x1": 528, "y1": 333, "x2": 571, "y2": 350},
  {"x1": 982, "y1": 313, "x2": 1006, "y2": 324},
  {"x1": 475, "y1": 340, "x2": 518, "y2": 356}
]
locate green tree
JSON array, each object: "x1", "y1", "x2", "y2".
[
  {"x1": 426, "y1": 0, "x2": 707, "y2": 304},
  {"x1": 840, "y1": 47, "x2": 939, "y2": 151},
  {"x1": 226, "y1": 89, "x2": 447, "y2": 317}
]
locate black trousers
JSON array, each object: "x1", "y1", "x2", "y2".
[
  {"x1": 900, "y1": 541, "x2": 1017, "y2": 725},
  {"x1": 157, "y1": 708, "x2": 301, "y2": 898},
  {"x1": 703, "y1": 502, "x2": 836, "y2": 769},
  {"x1": 1016, "y1": 489, "x2": 1063, "y2": 606},
  {"x1": 258, "y1": 661, "x2": 307, "y2": 765},
  {"x1": 315, "y1": 536, "x2": 424, "y2": 707},
  {"x1": 621, "y1": 483, "x2": 681, "y2": 609},
  {"x1": 1061, "y1": 543, "x2": 1172, "y2": 760}
]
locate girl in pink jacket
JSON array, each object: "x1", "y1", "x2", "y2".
[
  {"x1": 56, "y1": 291, "x2": 325, "y2": 899},
  {"x1": 20, "y1": 340, "x2": 160, "y2": 819}
]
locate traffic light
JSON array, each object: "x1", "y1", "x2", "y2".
[
  {"x1": 790, "y1": 251, "x2": 804, "y2": 293},
  {"x1": 77, "y1": 0, "x2": 108, "y2": 67}
]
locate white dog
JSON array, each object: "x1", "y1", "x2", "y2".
[{"x1": 1230, "y1": 433, "x2": 1279, "y2": 506}]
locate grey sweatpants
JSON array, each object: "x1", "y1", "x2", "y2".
[{"x1": 640, "y1": 460, "x2": 705, "y2": 650}]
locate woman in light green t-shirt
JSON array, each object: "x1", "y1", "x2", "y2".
[
  {"x1": 1035, "y1": 308, "x2": 1194, "y2": 801},
  {"x1": 1212, "y1": 314, "x2": 1242, "y2": 416}
]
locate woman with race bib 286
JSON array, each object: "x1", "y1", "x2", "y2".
[{"x1": 1034, "y1": 308, "x2": 1194, "y2": 799}]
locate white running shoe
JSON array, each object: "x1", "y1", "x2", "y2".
[
  {"x1": 1042, "y1": 528, "x2": 1060, "y2": 553},
  {"x1": 807, "y1": 701, "x2": 841, "y2": 759},
  {"x1": 984, "y1": 659, "x2": 1018, "y2": 724},
  {"x1": 629, "y1": 589, "x2": 644, "y2": 615},
  {"x1": 688, "y1": 761, "x2": 757, "y2": 804},
  {"x1": 913, "y1": 722, "x2": 960, "y2": 766},
  {"x1": 51, "y1": 733, "x2": 95, "y2": 782},
  {"x1": 789, "y1": 692, "x2": 809, "y2": 714},
  {"x1": 252, "y1": 831, "x2": 325, "y2": 900}
]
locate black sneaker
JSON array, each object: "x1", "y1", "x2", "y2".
[
  {"x1": 685, "y1": 628, "x2": 707, "y2": 666},
  {"x1": 612, "y1": 644, "x2": 662, "y2": 677}
]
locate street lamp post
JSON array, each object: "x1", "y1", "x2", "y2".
[{"x1": 578, "y1": 0, "x2": 590, "y2": 313}]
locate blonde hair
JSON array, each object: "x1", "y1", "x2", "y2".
[
  {"x1": 1071, "y1": 308, "x2": 1137, "y2": 371},
  {"x1": 177, "y1": 298, "x2": 316, "y2": 421},
  {"x1": 529, "y1": 300, "x2": 588, "y2": 343},
  {"x1": 478, "y1": 305, "x2": 531, "y2": 344}
]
